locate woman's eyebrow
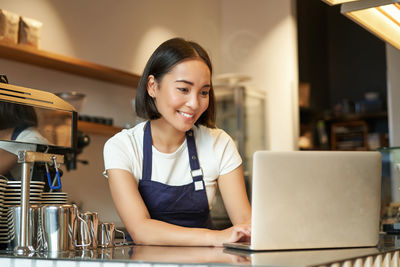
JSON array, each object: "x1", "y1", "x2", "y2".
[
  {"x1": 175, "y1": 79, "x2": 194, "y2": 85},
  {"x1": 175, "y1": 80, "x2": 211, "y2": 88},
  {"x1": 175, "y1": 80, "x2": 194, "y2": 85}
]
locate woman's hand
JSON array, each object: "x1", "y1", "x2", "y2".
[{"x1": 212, "y1": 224, "x2": 251, "y2": 247}]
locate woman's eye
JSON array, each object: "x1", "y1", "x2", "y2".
[
  {"x1": 200, "y1": 90, "x2": 209, "y2": 96},
  {"x1": 177, "y1": 87, "x2": 188, "y2": 93}
]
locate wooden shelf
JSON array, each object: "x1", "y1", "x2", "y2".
[
  {"x1": 77, "y1": 120, "x2": 122, "y2": 136},
  {"x1": 0, "y1": 41, "x2": 140, "y2": 87},
  {"x1": 330, "y1": 120, "x2": 369, "y2": 150}
]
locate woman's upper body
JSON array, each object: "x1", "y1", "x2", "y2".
[
  {"x1": 104, "y1": 37, "x2": 251, "y2": 247},
  {"x1": 104, "y1": 121, "x2": 241, "y2": 209}
]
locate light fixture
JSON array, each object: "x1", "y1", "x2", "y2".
[
  {"x1": 322, "y1": 0, "x2": 359, "y2": 6},
  {"x1": 326, "y1": 0, "x2": 400, "y2": 50}
]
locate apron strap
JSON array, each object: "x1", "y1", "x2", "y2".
[
  {"x1": 186, "y1": 129, "x2": 205, "y2": 191},
  {"x1": 142, "y1": 122, "x2": 205, "y2": 191},
  {"x1": 142, "y1": 122, "x2": 153, "y2": 181}
]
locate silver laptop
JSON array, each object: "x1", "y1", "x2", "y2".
[{"x1": 224, "y1": 151, "x2": 382, "y2": 251}]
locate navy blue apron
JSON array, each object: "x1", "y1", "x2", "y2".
[{"x1": 138, "y1": 122, "x2": 213, "y2": 229}]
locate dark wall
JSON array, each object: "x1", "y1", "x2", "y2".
[
  {"x1": 297, "y1": 0, "x2": 330, "y2": 113},
  {"x1": 297, "y1": 1, "x2": 387, "y2": 114}
]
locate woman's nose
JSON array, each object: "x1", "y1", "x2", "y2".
[{"x1": 186, "y1": 94, "x2": 199, "y2": 109}]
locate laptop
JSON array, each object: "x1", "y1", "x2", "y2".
[{"x1": 224, "y1": 151, "x2": 382, "y2": 251}]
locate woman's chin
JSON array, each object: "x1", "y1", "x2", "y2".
[{"x1": 176, "y1": 120, "x2": 198, "y2": 133}]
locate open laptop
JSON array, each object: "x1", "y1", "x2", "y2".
[{"x1": 224, "y1": 151, "x2": 382, "y2": 251}]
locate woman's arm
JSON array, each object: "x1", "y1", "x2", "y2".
[
  {"x1": 107, "y1": 168, "x2": 251, "y2": 246},
  {"x1": 218, "y1": 165, "x2": 252, "y2": 225}
]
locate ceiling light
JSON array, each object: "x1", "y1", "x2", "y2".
[
  {"x1": 322, "y1": 0, "x2": 359, "y2": 6},
  {"x1": 340, "y1": 0, "x2": 400, "y2": 50}
]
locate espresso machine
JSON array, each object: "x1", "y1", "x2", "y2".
[{"x1": 0, "y1": 78, "x2": 77, "y2": 254}]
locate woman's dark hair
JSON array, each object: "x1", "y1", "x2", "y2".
[
  {"x1": 0, "y1": 102, "x2": 38, "y2": 130},
  {"x1": 135, "y1": 37, "x2": 216, "y2": 128}
]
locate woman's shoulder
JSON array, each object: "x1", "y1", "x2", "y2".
[{"x1": 105, "y1": 121, "x2": 146, "y2": 147}]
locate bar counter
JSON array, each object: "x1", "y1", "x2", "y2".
[{"x1": 1, "y1": 235, "x2": 400, "y2": 267}]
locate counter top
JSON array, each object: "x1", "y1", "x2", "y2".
[{"x1": 1, "y1": 235, "x2": 400, "y2": 266}]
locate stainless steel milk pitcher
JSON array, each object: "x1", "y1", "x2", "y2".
[
  {"x1": 40, "y1": 204, "x2": 74, "y2": 251},
  {"x1": 98, "y1": 222, "x2": 127, "y2": 248},
  {"x1": 98, "y1": 222, "x2": 115, "y2": 248},
  {"x1": 40, "y1": 204, "x2": 90, "y2": 251},
  {"x1": 76, "y1": 211, "x2": 98, "y2": 249},
  {"x1": 11, "y1": 205, "x2": 40, "y2": 251}
]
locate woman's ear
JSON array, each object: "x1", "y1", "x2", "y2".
[{"x1": 147, "y1": 75, "x2": 157, "y2": 98}]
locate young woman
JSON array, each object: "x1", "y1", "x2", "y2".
[{"x1": 103, "y1": 38, "x2": 251, "y2": 246}]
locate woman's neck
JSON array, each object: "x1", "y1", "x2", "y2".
[{"x1": 150, "y1": 120, "x2": 186, "y2": 153}]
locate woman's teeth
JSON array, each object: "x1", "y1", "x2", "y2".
[{"x1": 179, "y1": 111, "x2": 193, "y2": 118}]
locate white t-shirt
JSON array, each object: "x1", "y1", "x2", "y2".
[
  {"x1": 0, "y1": 127, "x2": 49, "y2": 179},
  {"x1": 103, "y1": 121, "x2": 242, "y2": 208}
]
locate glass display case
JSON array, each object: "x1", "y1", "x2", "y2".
[{"x1": 211, "y1": 84, "x2": 266, "y2": 228}]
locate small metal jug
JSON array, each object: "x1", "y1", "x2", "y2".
[
  {"x1": 76, "y1": 211, "x2": 98, "y2": 249},
  {"x1": 98, "y1": 222, "x2": 126, "y2": 248}
]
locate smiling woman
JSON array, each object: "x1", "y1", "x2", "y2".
[
  {"x1": 146, "y1": 59, "x2": 211, "y2": 137},
  {"x1": 103, "y1": 38, "x2": 251, "y2": 247}
]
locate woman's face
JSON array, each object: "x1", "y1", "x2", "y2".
[{"x1": 147, "y1": 59, "x2": 211, "y2": 133}]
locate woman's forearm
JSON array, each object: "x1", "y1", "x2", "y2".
[
  {"x1": 128, "y1": 218, "x2": 250, "y2": 247},
  {"x1": 127, "y1": 218, "x2": 216, "y2": 246}
]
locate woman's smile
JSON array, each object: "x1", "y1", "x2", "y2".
[{"x1": 178, "y1": 110, "x2": 194, "y2": 119}]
